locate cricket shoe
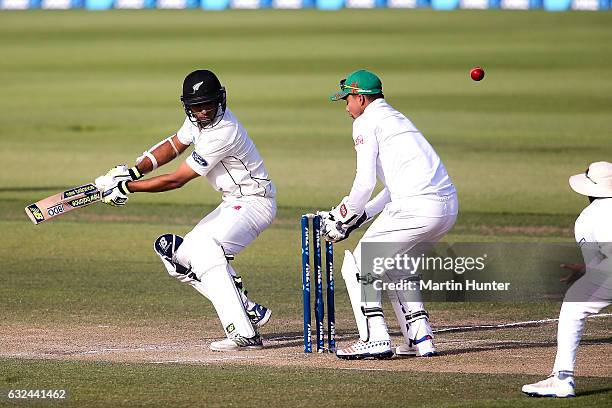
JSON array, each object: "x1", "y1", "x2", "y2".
[
  {"x1": 336, "y1": 340, "x2": 394, "y2": 360},
  {"x1": 395, "y1": 335, "x2": 438, "y2": 357},
  {"x1": 522, "y1": 373, "x2": 575, "y2": 398},
  {"x1": 246, "y1": 303, "x2": 272, "y2": 328},
  {"x1": 210, "y1": 334, "x2": 264, "y2": 352}
]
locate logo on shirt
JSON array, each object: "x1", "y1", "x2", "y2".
[
  {"x1": 354, "y1": 135, "x2": 364, "y2": 146},
  {"x1": 192, "y1": 151, "x2": 208, "y2": 167}
]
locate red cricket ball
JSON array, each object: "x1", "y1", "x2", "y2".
[{"x1": 470, "y1": 66, "x2": 485, "y2": 81}]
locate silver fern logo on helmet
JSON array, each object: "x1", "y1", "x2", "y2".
[{"x1": 192, "y1": 81, "x2": 204, "y2": 93}]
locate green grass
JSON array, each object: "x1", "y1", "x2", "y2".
[
  {"x1": 1, "y1": 359, "x2": 611, "y2": 408},
  {"x1": 1, "y1": 9, "x2": 611, "y2": 407}
]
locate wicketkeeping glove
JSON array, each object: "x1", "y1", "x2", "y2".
[{"x1": 318, "y1": 210, "x2": 368, "y2": 243}]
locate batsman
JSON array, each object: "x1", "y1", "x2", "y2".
[
  {"x1": 94, "y1": 69, "x2": 276, "y2": 351},
  {"x1": 319, "y1": 70, "x2": 458, "y2": 359}
]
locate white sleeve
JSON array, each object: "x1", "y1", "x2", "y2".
[
  {"x1": 185, "y1": 136, "x2": 229, "y2": 176},
  {"x1": 176, "y1": 118, "x2": 196, "y2": 146},
  {"x1": 365, "y1": 188, "x2": 390, "y2": 218},
  {"x1": 346, "y1": 128, "x2": 378, "y2": 216}
]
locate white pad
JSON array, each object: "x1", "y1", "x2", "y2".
[
  {"x1": 175, "y1": 235, "x2": 255, "y2": 340},
  {"x1": 341, "y1": 250, "x2": 388, "y2": 342},
  {"x1": 387, "y1": 289, "x2": 433, "y2": 347}
]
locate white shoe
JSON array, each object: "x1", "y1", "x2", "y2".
[
  {"x1": 336, "y1": 340, "x2": 393, "y2": 360},
  {"x1": 210, "y1": 334, "x2": 264, "y2": 352},
  {"x1": 395, "y1": 337, "x2": 438, "y2": 357},
  {"x1": 522, "y1": 373, "x2": 575, "y2": 398}
]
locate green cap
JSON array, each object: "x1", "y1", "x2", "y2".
[{"x1": 329, "y1": 69, "x2": 383, "y2": 101}]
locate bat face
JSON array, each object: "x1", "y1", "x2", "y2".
[{"x1": 25, "y1": 183, "x2": 101, "y2": 225}]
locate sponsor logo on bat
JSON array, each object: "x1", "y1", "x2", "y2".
[
  {"x1": 47, "y1": 203, "x2": 64, "y2": 217},
  {"x1": 63, "y1": 184, "x2": 98, "y2": 199},
  {"x1": 27, "y1": 204, "x2": 45, "y2": 223},
  {"x1": 69, "y1": 191, "x2": 101, "y2": 208}
]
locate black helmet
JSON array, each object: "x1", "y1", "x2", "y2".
[{"x1": 180, "y1": 70, "x2": 227, "y2": 129}]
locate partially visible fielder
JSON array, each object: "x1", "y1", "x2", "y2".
[
  {"x1": 522, "y1": 162, "x2": 612, "y2": 397},
  {"x1": 319, "y1": 70, "x2": 458, "y2": 359},
  {"x1": 95, "y1": 69, "x2": 276, "y2": 351}
]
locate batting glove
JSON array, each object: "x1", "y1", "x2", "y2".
[
  {"x1": 101, "y1": 180, "x2": 131, "y2": 207},
  {"x1": 94, "y1": 165, "x2": 143, "y2": 192}
]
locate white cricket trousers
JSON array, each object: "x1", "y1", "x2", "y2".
[
  {"x1": 184, "y1": 195, "x2": 276, "y2": 256},
  {"x1": 175, "y1": 195, "x2": 276, "y2": 340},
  {"x1": 553, "y1": 267, "x2": 612, "y2": 374},
  {"x1": 344, "y1": 193, "x2": 458, "y2": 342}
]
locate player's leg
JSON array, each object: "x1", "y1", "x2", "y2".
[
  {"x1": 155, "y1": 232, "x2": 261, "y2": 350},
  {"x1": 384, "y1": 212, "x2": 457, "y2": 357},
  {"x1": 523, "y1": 269, "x2": 612, "y2": 397},
  {"x1": 335, "y1": 201, "x2": 456, "y2": 360},
  {"x1": 388, "y1": 292, "x2": 437, "y2": 357},
  {"x1": 187, "y1": 197, "x2": 276, "y2": 327},
  {"x1": 335, "y1": 249, "x2": 393, "y2": 360}
]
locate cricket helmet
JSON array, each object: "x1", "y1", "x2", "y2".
[{"x1": 181, "y1": 69, "x2": 227, "y2": 129}]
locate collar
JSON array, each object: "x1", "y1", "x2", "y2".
[
  {"x1": 363, "y1": 98, "x2": 386, "y2": 114},
  {"x1": 354, "y1": 98, "x2": 386, "y2": 125}
]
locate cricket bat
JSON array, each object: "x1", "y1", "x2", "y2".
[{"x1": 25, "y1": 183, "x2": 102, "y2": 225}]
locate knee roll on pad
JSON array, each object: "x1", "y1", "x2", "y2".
[{"x1": 154, "y1": 233, "x2": 199, "y2": 283}]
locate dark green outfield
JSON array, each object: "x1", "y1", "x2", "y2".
[
  {"x1": 1, "y1": 9, "x2": 611, "y2": 407},
  {"x1": 1, "y1": 359, "x2": 611, "y2": 408}
]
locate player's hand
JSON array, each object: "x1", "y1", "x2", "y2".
[
  {"x1": 94, "y1": 165, "x2": 142, "y2": 191},
  {"x1": 318, "y1": 210, "x2": 367, "y2": 243},
  {"x1": 101, "y1": 180, "x2": 130, "y2": 207},
  {"x1": 318, "y1": 211, "x2": 346, "y2": 243},
  {"x1": 560, "y1": 263, "x2": 586, "y2": 285}
]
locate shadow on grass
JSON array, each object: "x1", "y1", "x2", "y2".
[{"x1": 576, "y1": 387, "x2": 612, "y2": 397}]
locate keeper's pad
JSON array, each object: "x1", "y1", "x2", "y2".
[
  {"x1": 341, "y1": 250, "x2": 389, "y2": 342},
  {"x1": 388, "y1": 289, "x2": 434, "y2": 348}
]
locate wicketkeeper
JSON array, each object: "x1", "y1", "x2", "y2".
[
  {"x1": 522, "y1": 162, "x2": 612, "y2": 397},
  {"x1": 319, "y1": 70, "x2": 458, "y2": 359},
  {"x1": 94, "y1": 69, "x2": 276, "y2": 351}
]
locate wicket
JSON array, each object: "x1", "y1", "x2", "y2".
[{"x1": 301, "y1": 213, "x2": 335, "y2": 353}]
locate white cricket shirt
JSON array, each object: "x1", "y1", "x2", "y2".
[
  {"x1": 176, "y1": 108, "x2": 275, "y2": 199},
  {"x1": 346, "y1": 98, "x2": 456, "y2": 216},
  {"x1": 574, "y1": 198, "x2": 612, "y2": 267}
]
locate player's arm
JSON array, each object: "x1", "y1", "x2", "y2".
[
  {"x1": 364, "y1": 187, "x2": 390, "y2": 219},
  {"x1": 345, "y1": 130, "x2": 379, "y2": 216},
  {"x1": 329, "y1": 129, "x2": 378, "y2": 223},
  {"x1": 127, "y1": 162, "x2": 199, "y2": 193},
  {"x1": 132, "y1": 135, "x2": 190, "y2": 179},
  {"x1": 96, "y1": 135, "x2": 189, "y2": 186},
  {"x1": 100, "y1": 162, "x2": 199, "y2": 206},
  {"x1": 320, "y1": 130, "x2": 378, "y2": 242}
]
